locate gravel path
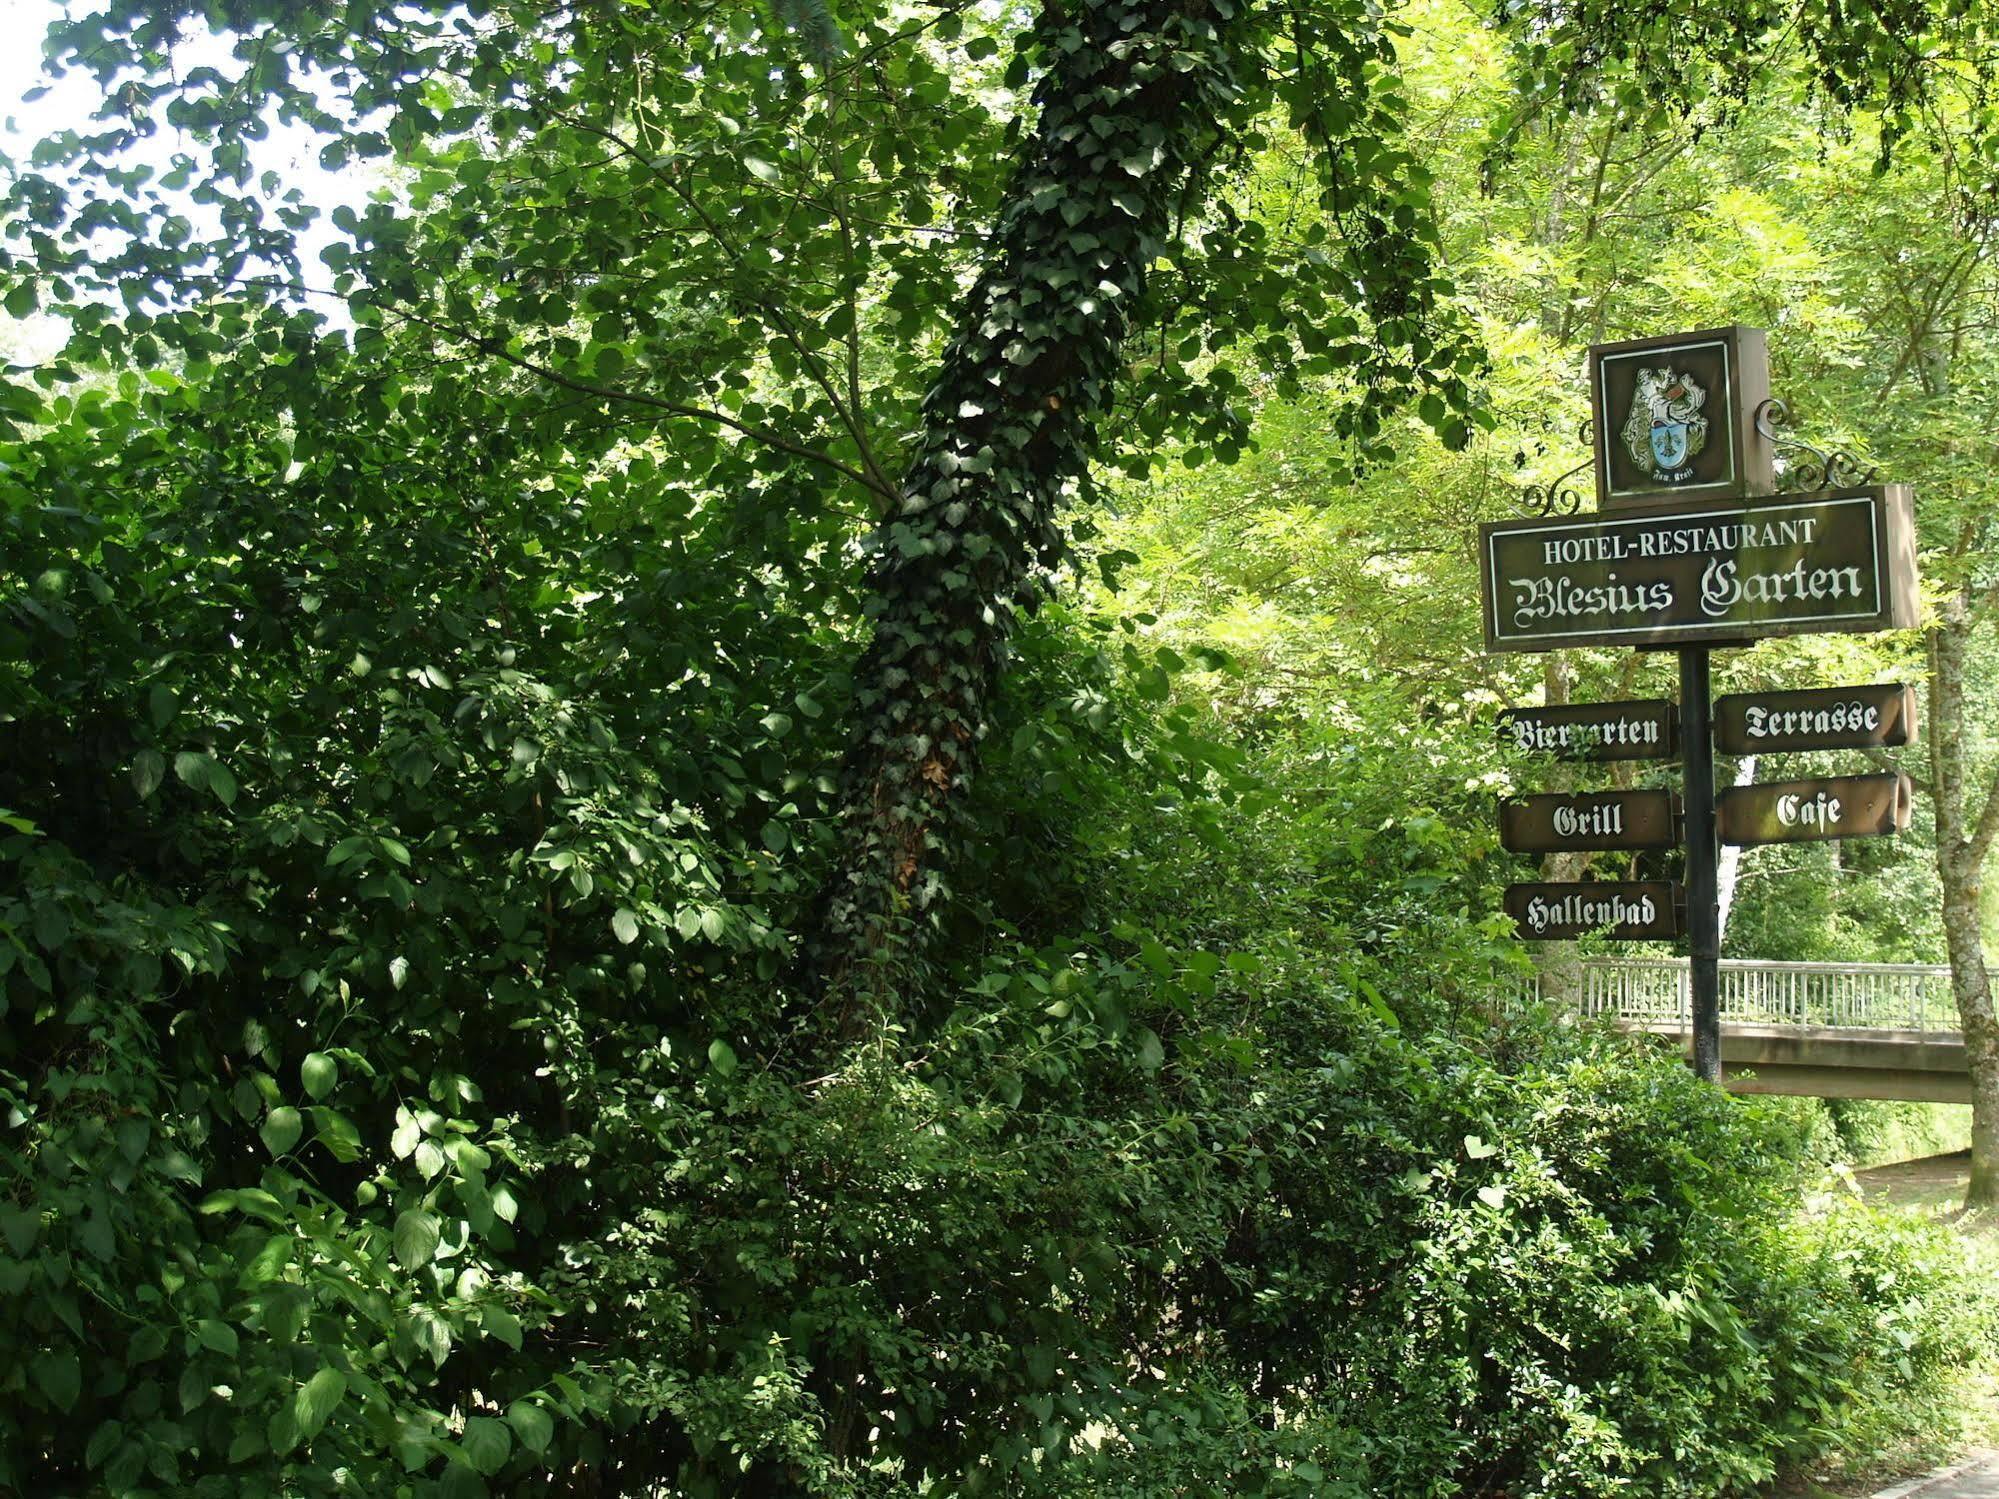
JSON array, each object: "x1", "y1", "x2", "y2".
[{"x1": 1866, "y1": 1455, "x2": 1999, "y2": 1498}]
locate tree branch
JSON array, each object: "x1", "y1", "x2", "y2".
[{"x1": 394, "y1": 307, "x2": 887, "y2": 496}]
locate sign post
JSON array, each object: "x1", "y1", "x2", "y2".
[
  {"x1": 1481, "y1": 327, "x2": 1920, "y2": 1086},
  {"x1": 1679, "y1": 647, "x2": 1723, "y2": 1081}
]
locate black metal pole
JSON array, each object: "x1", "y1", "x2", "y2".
[{"x1": 1679, "y1": 645, "x2": 1722, "y2": 1083}]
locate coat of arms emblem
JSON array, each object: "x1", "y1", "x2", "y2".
[{"x1": 1620, "y1": 366, "x2": 1708, "y2": 483}]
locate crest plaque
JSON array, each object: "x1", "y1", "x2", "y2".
[{"x1": 1589, "y1": 326, "x2": 1774, "y2": 507}]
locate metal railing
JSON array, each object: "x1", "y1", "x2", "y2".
[{"x1": 1529, "y1": 958, "x2": 1958, "y2": 1034}]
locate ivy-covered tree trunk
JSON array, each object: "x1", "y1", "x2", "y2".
[
  {"x1": 812, "y1": 0, "x2": 1259, "y2": 1005},
  {"x1": 1928, "y1": 594, "x2": 1999, "y2": 1208}
]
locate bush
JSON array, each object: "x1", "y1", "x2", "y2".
[{"x1": 3, "y1": 390, "x2": 1990, "y2": 1494}]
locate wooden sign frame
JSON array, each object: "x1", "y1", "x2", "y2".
[
  {"x1": 1713, "y1": 683, "x2": 1917, "y2": 755},
  {"x1": 1716, "y1": 772, "x2": 1914, "y2": 846},
  {"x1": 1479, "y1": 486, "x2": 1919, "y2": 653},
  {"x1": 1589, "y1": 325, "x2": 1774, "y2": 508}
]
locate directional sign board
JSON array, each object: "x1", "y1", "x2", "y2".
[
  {"x1": 1716, "y1": 772, "x2": 1914, "y2": 846},
  {"x1": 1505, "y1": 882, "x2": 1684, "y2": 941},
  {"x1": 1498, "y1": 700, "x2": 1678, "y2": 761},
  {"x1": 1479, "y1": 486, "x2": 1918, "y2": 653},
  {"x1": 1499, "y1": 789, "x2": 1680, "y2": 853},
  {"x1": 1713, "y1": 683, "x2": 1917, "y2": 755}
]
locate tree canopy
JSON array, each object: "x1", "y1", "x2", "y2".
[{"x1": 6, "y1": 0, "x2": 1999, "y2": 1494}]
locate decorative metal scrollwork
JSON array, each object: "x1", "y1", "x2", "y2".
[
  {"x1": 1753, "y1": 398, "x2": 1877, "y2": 493},
  {"x1": 1516, "y1": 419, "x2": 1594, "y2": 516}
]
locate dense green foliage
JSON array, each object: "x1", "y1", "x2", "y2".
[
  {"x1": 3, "y1": 374, "x2": 1991, "y2": 1493},
  {"x1": 5, "y1": 0, "x2": 1999, "y2": 1494}
]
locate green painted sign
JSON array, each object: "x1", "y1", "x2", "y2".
[{"x1": 1479, "y1": 487, "x2": 1918, "y2": 653}]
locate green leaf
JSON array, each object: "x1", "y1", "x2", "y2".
[
  {"x1": 389, "y1": 955, "x2": 410, "y2": 991},
  {"x1": 309, "y1": 1106, "x2": 362, "y2": 1163},
  {"x1": 294, "y1": 1366, "x2": 347, "y2": 1440},
  {"x1": 612, "y1": 908, "x2": 639, "y2": 945},
  {"x1": 483, "y1": 1304, "x2": 523, "y2": 1350},
  {"x1": 131, "y1": 748, "x2": 166, "y2": 799},
  {"x1": 394, "y1": 1209, "x2": 442, "y2": 1269},
  {"x1": 707, "y1": 1038, "x2": 738, "y2": 1077},
  {"x1": 699, "y1": 907, "x2": 725, "y2": 942},
  {"x1": 0, "y1": 1204, "x2": 40, "y2": 1256},
  {"x1": 173, "y1": 750, "x2": 208, "y2": 792},
  {"x1": 326, "y1": 836, "x2": 371, "y2": 867},
  {"x1": 260, "y1": 1106, "x2": 304, "y2": 1156},
  {"x1": 32, "y1": 1350, "x2": 80, "y2": 1411},
  {"x1": 85, "y1": 1419, "x2": 123, "y2": 1469},
  {"x1": 1464, "y1": 1134, "x2": 1499, "y2": 1160},
  {"x1": 153, "y1": 686, "x2": 181, "y2": 731},
  {"x1": 744, "y1": 156, "x2": 780, "y2": 183},
  {"x1": 507, "y1": 1399, "x2": 554, "y2": 1454},
  {"x1": 301, "y1": 1051, "x2": 338, "y2": 1100},
  {"x1": 462, "y1": 1415, "x2": 513, "y2": 1474},
  {"x1": 196, "y1": 1318, "x2": 239, "y2": 1356}
]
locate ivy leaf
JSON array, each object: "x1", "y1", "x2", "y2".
[
  {"x1": 1464, "y1": 1135, "x2": 1499, "y2": 1160},
  {"x1": 394, "y1": 1208, "x2": 441, "y2": 1269},
  {"x1": 293, "y1": 1366, "x2": 347, "y2": 1440}
]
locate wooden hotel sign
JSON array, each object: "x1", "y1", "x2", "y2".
[
  {"x1": 1478, "y1": 486, "x2": 1918, "y2": 653},
  {"x1": 1713, "y1": 682, "x2": 1917, "y2": 755},
  {"x1": 1505, "y1": 882, "x2": 1684, "y2": 941},
  {"x1": 1499, "y1": 789, "x2": 1680, "y2": 853},
  {"x1": 1716, "y1": 771, "x2": 1914, "y2": 846},
  {"x1": 1498, "y1": 699, "x2": 1677, "y2": 761}
]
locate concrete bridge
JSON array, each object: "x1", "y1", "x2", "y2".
[{"x1": 1534, "y1": 958, "x2": 1967, "y2": 1103}]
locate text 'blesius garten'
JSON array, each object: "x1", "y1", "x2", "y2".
[{"x1": 1509, "y1": 556, "x2": 1867, "y2": 629}]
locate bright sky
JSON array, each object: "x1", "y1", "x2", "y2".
[{"x1": 1, "y1": 0, "x2": 381, "y2": 345}]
